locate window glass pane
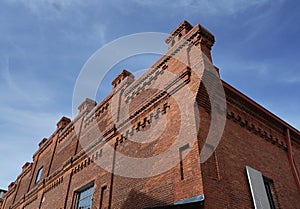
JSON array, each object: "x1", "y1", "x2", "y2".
[
  {"x1": 35, "y1": 167, "x2": 43, "y2": 183},
  {"x1": 76, "y1": 184, "x2": 94, "y2": 209}
]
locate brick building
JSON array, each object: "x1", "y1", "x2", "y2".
[
  {"x1": 0, "y1": 189, "x2": 7, "y2": 208},
  {"x1": 1, "y1": 21, "x2": 299, "y2": 209}
]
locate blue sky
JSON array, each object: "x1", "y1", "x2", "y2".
[{"x1": 0, "y1": 0, "x2": 299, "y2": 189}]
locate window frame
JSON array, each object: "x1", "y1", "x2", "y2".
[
  {"x1": 35, "y1": 166, "x2": 43, "y2": 184},
  {"x1": 74, "y1": 181, "x2": 94, "y2": 209},
  {"x1": 263, "y1": 176, "x2": 276, "y2": 209},
  {"x1": 246, "y1": 166, "x2": 277, "y2": 209}
]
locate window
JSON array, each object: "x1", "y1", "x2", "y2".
[
  {"x1": 35, "y1": 166, "x2": 43, "y2": 184},
  {"x1": 246, "y1": 166, "x2": 277, "y2": 209},
  {"x1": 75, "y1": 183, "x2": 94, "y2": 209},
  {"x1": 263, "y1": 177, "x2": 276, "y2": 209}
]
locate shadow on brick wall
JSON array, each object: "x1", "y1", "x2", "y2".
[
  {"x1": 120, "y1": 189, "x2": 204, "y2": 209},
  {"x1": 120, "y1": 189, "x2": 168, "y2": 209}
]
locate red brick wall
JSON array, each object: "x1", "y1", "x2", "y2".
[
  {"x1": 292, "y1": 141, "x2": 300, "y2": 180},
  {"x1": 50, "y1": 132, "x2": 77, "y2": 174},
  {"x1": 200, "y1": 95, "x2": 300, "y2": 209},
  {"x1": 28, "y1": 143, "x2": 53, "y2": 191},
  {"x1": 41, "y1": 173, "x2": 69, "y2": 209},
  {"x1": 14, "y1": 171, "x2": 31, "y2": 204},
  {"x1": 2, "y1": 191, "x2": 13, "y2": 209}
]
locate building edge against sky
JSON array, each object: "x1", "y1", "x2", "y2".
[{"x1": 1, "y1": 21, "x2": 299, "y2": 209}]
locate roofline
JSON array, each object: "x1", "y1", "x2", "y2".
[{"x1": 222, "y1": 80, "x2": 300, "y2": 137}]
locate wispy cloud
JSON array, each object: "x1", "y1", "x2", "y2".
[
  {"x1": 4, "y1": 0, "x2": 281, "y2": 20},
  {"x1": 0, "y1": 106, "x2": 62, "y2": 132},
  {"x1": 4, "y1": 0, "x2": 100, "y2": 21},
  {"x1": 0, "y1": 57, "x2": 52, "y2": 106},
  {"x1": 63, "y1": 24, "x2": 107, "y2": 48},
  {"x1": 127, "y1": 0, "x2": 271, "y2": 15},
  {"x1": 0, "y1": 106, "x2": 63, "y2": 187},
  {"x1": 240, "y1": 0, "x2": 286, "y2": 42},
  {"x1": 0, "y1": 54, "x2": 69, "y2": 188},
  {"x1": 6, "y1": 0, "x2": 85, "y2": 13},
  {"x1": 264, "y1": 102, "x2": 300, "y2": 131},
  {"x1": 280, "y1": 77, "x2": 300, "y2": 84}
]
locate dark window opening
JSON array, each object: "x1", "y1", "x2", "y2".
[
  {"x1": 263, "y1": 176, "x2": 276, "y2": 209},
  {"x1": 178, "y1": 33, "x2": 182, "y2": 40}
]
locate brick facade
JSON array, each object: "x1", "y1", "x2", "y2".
[{"x1": 1, "y1": 21, "x2": 299, "y2": 209}]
